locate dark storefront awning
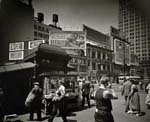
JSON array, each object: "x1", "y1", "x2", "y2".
[
  {"x1": 24, "y1": 43, "x2": 71, "y2": 62},
  {"x1": 0, "y1": 62, "x2": 35, "y2": 74}
]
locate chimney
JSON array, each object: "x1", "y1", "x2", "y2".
[
  {"x1": 38, "y1": 12, "x2": 44, "y2": 23},
  {"x1": 28, "y1": 0, "x2": 32, "y2": 7}
]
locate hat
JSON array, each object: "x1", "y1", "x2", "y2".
[
  {"x1": 34, "y1": 82, "x2": 40, "y2": 85},
  {"x1": 100, "y1": 76, "x2": 109, "y2": 84},
  {"x1": 58, "y1": 80, "x2": 63, "y2": 84}
]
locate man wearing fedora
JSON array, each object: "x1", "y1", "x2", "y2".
[{"x1": 28, "y1": 82, "x2": 43, "y2": 121}]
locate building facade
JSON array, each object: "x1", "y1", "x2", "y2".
[
  {"x1": 49, "y1": 25, "x2": 113, "y2": 81},
  {"x1": 119, "y1": 0, "x2": 150, "y2": 80},
  {"x1": 84, "y1": 25, "x2": 113, "y2": 81},
  {"x1": 0, "y1": 0, "x2": 34, "y2": 64}
]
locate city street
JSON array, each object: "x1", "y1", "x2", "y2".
[{"x1": 9, "y1": 84, "x2": 150, "y2": 122}]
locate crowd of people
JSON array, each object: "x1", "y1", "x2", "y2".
[{"x1": 0, "y1": 75, "x2": 150, "y2": 122}]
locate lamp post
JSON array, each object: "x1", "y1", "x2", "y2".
[{"x1": 123, "y1": 42, "x2": 126, "y2": 79}]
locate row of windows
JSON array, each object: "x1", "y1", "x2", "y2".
[
  {"x1": 92, "y1": 63, "x2": 111, "y2": 71},
  {"x1": 70, "y1": 58, "x2": 86, "y2": 65},
  {"x1": 34, "y1": 32, "x2": 49, "y2": 39},
  {"x1": 87, "y1": 50, "x2": 111, "y2": 61},
  {"x1": 34, "y1": 24, "x2": 49, "y2": 33}
]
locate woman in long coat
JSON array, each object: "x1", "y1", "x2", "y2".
[{"x1": 127, "y1": 84, "x2": 141, "y2": 116}]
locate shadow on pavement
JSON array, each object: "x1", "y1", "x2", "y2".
[
  {"x1": 67, "y1": 112, "x2": 77, "y2": 116},
  {"x1": 68, "y1": 119, "x2": 77, "y2": 122},
  {"x1": 140, "y1": 111, "x2": 146, "y2": 116}
]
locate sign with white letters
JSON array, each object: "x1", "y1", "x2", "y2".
[
  {"x1": 28, "y1": 40, "x2": 45, "y2": 49},
  {"x1": 9, "y1": 42, "x2": 24, "y2": 51},
  {"x1": 9, "y1": 51, "x2": 24, "y2": 60}
]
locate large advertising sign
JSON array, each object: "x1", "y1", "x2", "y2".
[
  {"x1": 114, "y1": 38, "x2": 130, "y2": 65},
  {"x1": 28, "y1": 40, "x2": 45, "y2": 49},
  {"x1": 49, "y1": 31, "x2": 86, "y2": 55},
  {"x1": 9, "y1": 51, "x2": 24, "y2": 60},
  {"x1": 9, "y1": 42, "x2": 24, "y2": 51}
]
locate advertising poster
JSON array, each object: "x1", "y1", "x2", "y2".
[
  {"x1": 49, "y1": 31, "x2": 86, "y2": 55},
  {"x1": 9, "y1": 51, "x2": 24, "y2": 60}
]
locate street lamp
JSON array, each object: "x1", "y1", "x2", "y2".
[{"x1": 118, "y1": 40, "x2": 129, "y2": 81}]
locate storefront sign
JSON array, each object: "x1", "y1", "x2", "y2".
[
  {"x1": 28, "y1": 40, "x2": 45, "y2": 49},
  {"x1": 9, "y1": 42, "x2": 24, "y2": 51},
  {"x1": 9, "y1": 51, "x2": 24, "y2": 60}
]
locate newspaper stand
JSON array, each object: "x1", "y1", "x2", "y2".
[{"x1": 23, "y1": 43, "x2": 80, "y2": 114}]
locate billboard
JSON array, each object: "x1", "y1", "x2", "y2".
[
  {"x1": 9, "y1": 51, "x2": 24, "y2": 60},
  {"x1": 49, "y1": 31, "x2": 86, "y2": 55},
  {"x1": 9, "y1": 42, "x2": 24, "y2": 51},
  {"x1": 114, "y1": 38, "x2": 130, "y2": 65},
  {"x1": 28, "y1": 40, "x2": 45, "y2": 50}
]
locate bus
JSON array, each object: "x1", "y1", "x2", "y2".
[{"x1": 118, "y1": 75, "x2": 141, "y2": 84}]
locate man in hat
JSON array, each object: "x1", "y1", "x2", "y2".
[
  {"x1": 81, "y1": 78, "x2": 91, "y2": 108},
  {"x1": 121, "y1": 77, "x2": 132, "y2": 111},
  {"x1": 94, "y1": 76, "x2": 115, "y2": 122},
  {"x1": 0, "y1": 88, "x2": 4, "y2": 122},
  {"x1": 48, "y1": 79, "x2": 68, "y2": 122},
  {"x1": 28, "y1": 82, "x2": 43, "y2": 121}
]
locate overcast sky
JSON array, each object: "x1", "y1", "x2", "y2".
[{"x1": 32, "y1": 0, "x2": 118, "y2": 34}]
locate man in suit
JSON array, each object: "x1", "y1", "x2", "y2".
[
  {"x1": 121, "y1": 77, "x2": 132, "y2": 112},
  {"x1": 28, "y1": 82, "x2": 43, "y2": 121},
  {"x1": 81, "y1": 79, "x2": 91, "y2": 108}
]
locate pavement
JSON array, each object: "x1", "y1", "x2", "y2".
[{"x1": 4, "y1": 83, "x2": 150, "y2": 122}]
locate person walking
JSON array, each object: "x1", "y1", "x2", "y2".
[
  {"x1": 145, "y1": 81, "x2": 150, "y2": 109},
  {"x1": 127, "y1": 84, "x2": 141, "y2": 116},
  {"x1": 121, "y1": 77, "x2": 132, "y2": 112},
  {"x1": 81, "y1": 79, "x2": 91, "y2": 108},
  {"x1": 0, "y1": 88, "x2": 4, "y2": 122},
  {"x1": 94, "y1": 76, "x2": 115, "y2": 122},
  {"x1": 48, "y1": 79, "x2": 68, "y2": 122},
  {"x1": 26, "y1": 82, "x2": 43, "y2": 121}
]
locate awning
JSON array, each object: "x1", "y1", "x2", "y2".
[
  {"x1": 24, "y1": 43, "x2": 71, "y2": 62},
  {"x1": 0, "y1": 62, "x2": 35, "y2": 73}
]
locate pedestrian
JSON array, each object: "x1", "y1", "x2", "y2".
[
  {"x1": 127, "y1": 84, "x2": 141, "y2": 116},
  {"x1": 48, "y1": 79, "x2": 68, "y2": 122},
  {"x1": 139, "y1": 80, "x2": 143, "y2": 90},
  {"x1": 94, "y1": 75, "x2": 115, "y2": 122},
  {"x1": 81, "y1": 79, "x2": 91, "y2": 108},
  {"x1": 0, "y1": 88, "x2": 4, "y2": 122},
  {"x1": 26, "y1": 82, "x2": 43, "y2": 121},
  {"x1": 121, "y1": 77, "x2": 132, "y2": 111},
  {"x1": 145, "y1": 81, "x2": 150, "y2": 109}
]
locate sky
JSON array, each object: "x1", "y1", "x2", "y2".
[{"x1": 32, "y1": 0, "x2": 118, "y2": 34}]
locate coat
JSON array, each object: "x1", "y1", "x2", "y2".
[{"x1": 122, "y1": 80, "x2": 132, "y2": 97}]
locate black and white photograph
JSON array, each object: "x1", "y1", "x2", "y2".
[{"x1": 0, "y1": 0, "x2": 150, "y2": 122}]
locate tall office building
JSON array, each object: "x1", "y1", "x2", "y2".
[{"x1": 118, "y1": 0, "x2": 150, "y2": 79}]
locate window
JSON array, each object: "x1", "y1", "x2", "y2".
[
  {"x1": 92, "y1": 62, "x2": 96, "y2": 70},
  {"x1": 92, "y1": 51, "x2": 96, "y2": 59},
  {"x1": 103, "y1": 53, "x2": 106, "y2": 60}
]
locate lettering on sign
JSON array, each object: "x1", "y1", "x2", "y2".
[
  {"x1": 28, "y1": 40, "x2": 45, "y2": 49},
  {"x1": 9, "y1": 42, "x2": 24, "y2": 51},
  {"x1": 9, "y1": 51, "x2": 24, "y2": 60}
]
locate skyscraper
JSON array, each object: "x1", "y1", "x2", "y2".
[{"x1": 118, "y1": 0, "x2": 150, "y2": 79}]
